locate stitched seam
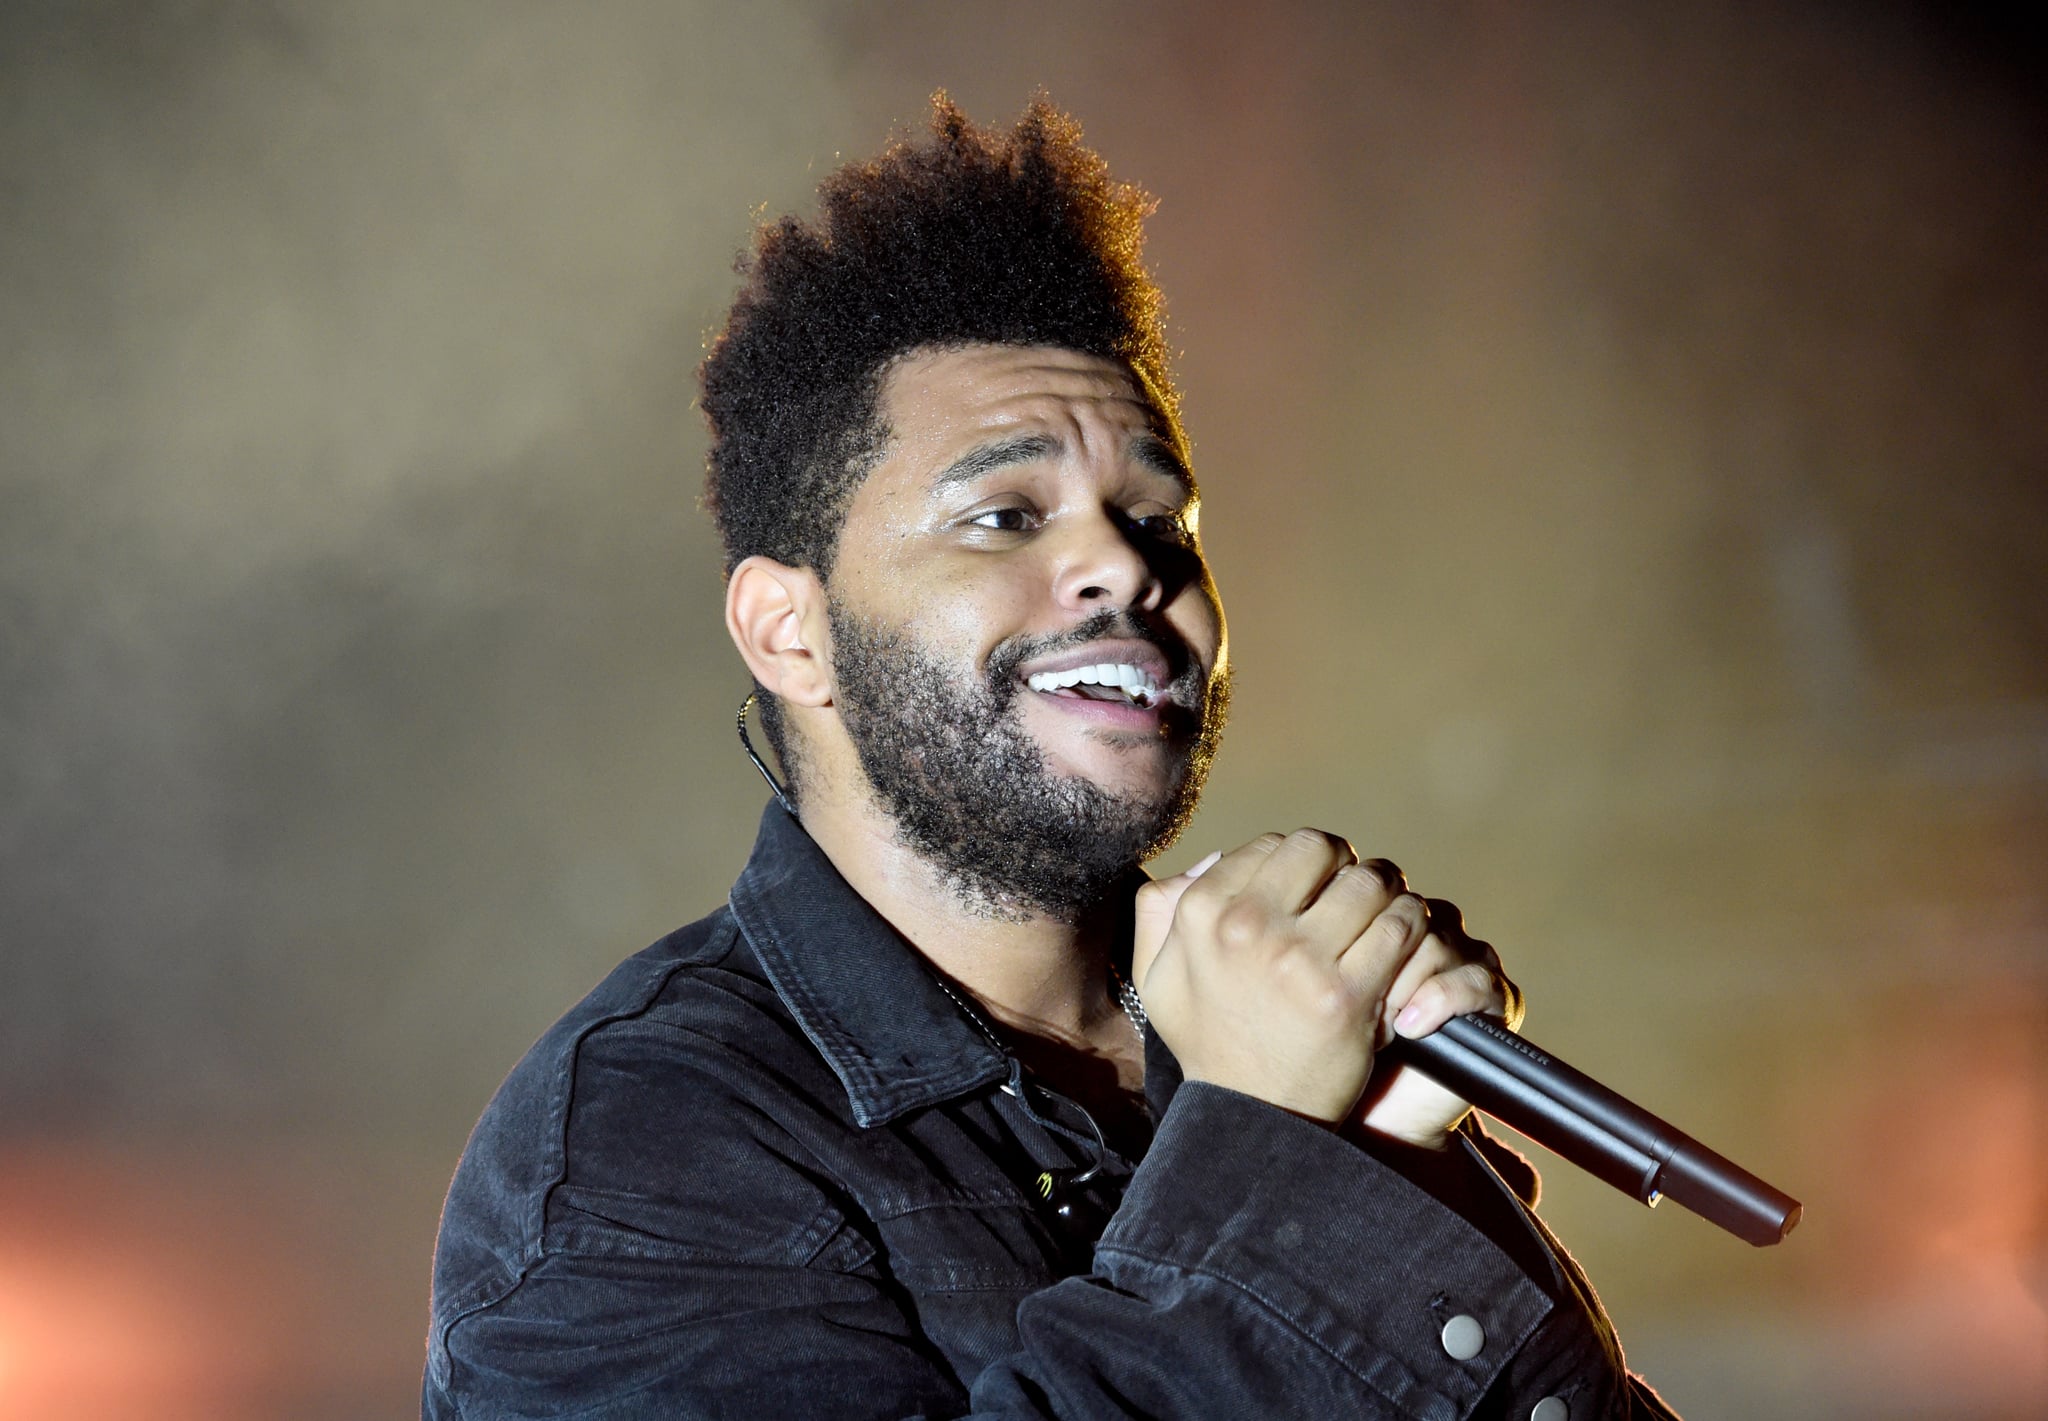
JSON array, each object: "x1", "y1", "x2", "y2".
[
  {"x1": 433, "y1": 1257, "x2": 541, "y2": 1410},
  {"x1": 1094, "y1": 1239, "x2": 1525, "y2": 1417},
  {"x1": 728, "y1": 876, "x2": 1008, "y2": 1125},
  {"x1": 866, "y1": 1188, "x2": 1045, "y2": 1220},
  {"x1": 533, "y1": 928, "x2": 738, "y2": 1255},
  {"x1": 728, "y1": 881, "x2": 890, "y2": 1100}
]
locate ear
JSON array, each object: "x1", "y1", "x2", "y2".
[{"x1": 725, "y1": 556, "x2": 834, "y2": 707}]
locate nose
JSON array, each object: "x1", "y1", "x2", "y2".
[{"x1": 1051, "y1": 505, "x2": 1166, "y2": 613}]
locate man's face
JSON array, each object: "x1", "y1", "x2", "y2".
[{"x1": 821, "y1": 343, "x2": 1229, "y2": 918}]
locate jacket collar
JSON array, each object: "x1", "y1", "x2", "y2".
[{"x1": 727, "y1": 801, "x2": 1012, "y2": 1127}]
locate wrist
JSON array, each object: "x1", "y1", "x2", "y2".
[{"x1": 1177, "y1": 1064, "x2": 1359, "y2": 1126}]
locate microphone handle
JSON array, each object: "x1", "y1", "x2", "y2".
[{"x1": 1384, "y1": 1014, "x2": 1802, "y2": 1247}]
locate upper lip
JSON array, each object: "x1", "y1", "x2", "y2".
[{"x1": 1016, "y1": 639, "x2": 1173, "y2": 686}]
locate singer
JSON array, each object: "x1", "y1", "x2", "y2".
[{"x1": 425, "y1": 96, "x2": 1677, "y2": 1419}]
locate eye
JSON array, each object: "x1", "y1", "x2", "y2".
[
  {"x1": 1129, "y1": 510, "x2": 1194, "y2": 545},
  {"x1": 969, "y1": 506, "x2": 1038, "y2": 533}
]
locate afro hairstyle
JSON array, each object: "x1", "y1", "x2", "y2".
[{"x1": 699, "y1": 93, "x2": 1179, "y2": 785}]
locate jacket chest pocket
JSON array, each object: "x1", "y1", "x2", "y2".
[
  {"x1": 871, "y1": 1197, "x2": 1072, "y2": 1388},
  {"x1": 876, "y1": 1195, "x2": 1070, "y2": 1294}
]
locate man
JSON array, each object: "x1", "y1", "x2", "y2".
[{"x1": 425, "y1": 97, "x2": 1676, "y2": 1418}]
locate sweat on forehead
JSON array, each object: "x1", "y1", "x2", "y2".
[{"x1": 879, "y1": 346, "x2": 1193, "y2": 497}]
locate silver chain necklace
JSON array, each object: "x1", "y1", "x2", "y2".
[
  {"x1": 932, "y1": 964, "x2": 1146, "y2": 1058},
  {"x1": 1112, "y1": 962, "x2": 1148, "y2": 1035},
  {"x1": 934, "y1": 961, "x2": 1146, "y2": 1204}
]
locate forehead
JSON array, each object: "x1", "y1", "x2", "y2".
[{"x1": 873, "y1": 344, "x2": 1185, "y2": 474}]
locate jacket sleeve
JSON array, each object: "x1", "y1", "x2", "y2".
[
  {"x1": 426, "y1": 1010, "x2": 978, "y2": 1421},
  {"x1": 972, "y1": 1083, "x2": 1654, "y2": 1419},
  {"x1": 428, "y1": 1048, "x2": 1665, "y2": 1418}
]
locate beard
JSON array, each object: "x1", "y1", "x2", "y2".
[{"x1": 827, "y1": 602, "x2": 1230, "y2": 922}]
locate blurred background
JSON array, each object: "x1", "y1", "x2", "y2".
[{"x1": 3, "y1": 1, "x2": 2043, "y2": 1416}]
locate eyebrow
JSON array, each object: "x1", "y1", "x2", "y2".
[
  {"x1": 928, "y1": 430, "x2": 1193, "y2": 493},
  {"x1": 929, "y1": 433, "x2": 1060, "y2": 492},
  {"x1": 1128, "y1": 432, "x2": 1193, "y2": 489}
]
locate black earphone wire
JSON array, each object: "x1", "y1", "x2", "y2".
[{"x1": 737, "y1": 691, "x2": 799, "y2": 817}]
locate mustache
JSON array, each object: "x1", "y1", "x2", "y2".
[{"x1": 984, "y1": 610, "x2": 1201, "y2": 705}]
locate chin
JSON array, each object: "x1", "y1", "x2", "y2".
[{"x1": 1033, "y1": 738, "x2": 1171, "y2": 795}]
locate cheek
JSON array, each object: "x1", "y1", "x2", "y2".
[
  {"x1": 1168, "y1": 576, "x2": 1226, "y2": 668},
  {"x1": 860, "y1": 551, "x2": 1045, "y2": 660}
]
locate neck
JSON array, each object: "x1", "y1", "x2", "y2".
[{"x1": 794, "y1": 778, "x2": 1129, "y2": 1043}]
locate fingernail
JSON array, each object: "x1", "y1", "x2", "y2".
[
  {"x1": 1185, "y1": 850, "x2": 1222, "y2": 880},
  {"x1": 1394, "y1": 1003, "x2": 1425, "y2": 1035}
]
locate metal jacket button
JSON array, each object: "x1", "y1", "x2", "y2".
[
  {"x1": 1440, "y1": 1313, "x2": 1485, "y2": 1360},
  {"x1": 1530, "y1": 1398, "x2": 1568, "y2": 1421}
]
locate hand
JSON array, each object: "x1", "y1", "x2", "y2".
[
  {"x1": 1131, "y1": 829, "x2": 1418, "y2": 1123},
  {"x1": 1132, "y1": 831, "x2": 1518, "y2": 1146},
  {"x1": 1353, "y1": 894, "x2": 1522, "y2": 1149}
]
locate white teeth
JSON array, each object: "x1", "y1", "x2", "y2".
[{"x1": 1025, "y1": 662, "x2": 1162, "y2": 703}]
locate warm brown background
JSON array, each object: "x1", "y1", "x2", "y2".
[{"x1": 4, "y1": 2, "x2": 2043, "y2": 1417}]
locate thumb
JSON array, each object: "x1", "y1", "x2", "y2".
[{"x1": 1131, "y1": 850, "x2": 1221, "y2": 987}]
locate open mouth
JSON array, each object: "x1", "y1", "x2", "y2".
[{"x1": 1025, "y1": 662, "x2": 1163, "y2": 710}]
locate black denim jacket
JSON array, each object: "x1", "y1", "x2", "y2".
[{"x1": 425, "y1": 804, "x2": 1676, "y2": 1418}]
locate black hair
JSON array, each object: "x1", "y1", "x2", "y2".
[{"x1": 698, "y1": 93, "x2": 1178, "y2": 783}]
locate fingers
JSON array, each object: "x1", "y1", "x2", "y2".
[
  {"x1": 1131, "y1": 829, "x2": 1525, "y2": 1141},
  {"x1": 1132, "y1": 829, "x2": 1389, "y2": 1121},
  {"x1": 1168, "y1": 830, "x2": 1356, "y2": 967},
  {"x1": 1134, "y1": 833, "x2": 1283, "y2": 993},
  {"x1": 1149, "y1": 844, "x2": 1499, "y2": 1034},
  {"x1": 1352, "y1": 898, "x2": 1520, "y2": 1148},
  {"x1": 1391, "y1": 957, "x2": 1504, "y2": 1040},
  {"x1": 1324, "y1": 883, "x2": 1430, "y2": 1002},
  {"x1": 1383, "y1": 899, "x2": 1515, "y2": 1041},
  {"x1": 1190, "y1": 831, "x2": 1292, "y2": 898},
  {"x1": 1132, "y1": 849, "x2": 1222, "y2": 985},
  {"x1": 1147, "y1": 831, "x2": 1426, "y2": 994},
  {"x1": 1240, "y1": 828, "x2": 1356, "y2": 915}
]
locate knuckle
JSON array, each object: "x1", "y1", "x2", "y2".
[
  {"x1": 1362, "y1": 858, "x2": 1405, "y2": 893},
  {"x1": 1311, "y1": 985, "x2": 1357, "y2": 1026},
  {"x1": 1286, "y1": 827, "x2": 1350, "y2": 860},
  {"x1": 1329, "y1": 862, "x2": 1379, "y2": 900},
  {"x1": 1301, "y1": 975, "x2": 1362, "y2": 1025},
  {"x1": 1377, "y1": 895, "x2": 1426, "y2": 950},
  {"x1": 1213, "y1": 899, "x2": 1270, "y2": 950},
  {"x1": 1453, "y1": 961, "x2": 1497, "y2": 995},
  {"x1": 1367, "y1": 926, "x2": 1410, "y2": 968},
  {"x1": 1342, "y1": 862, "x2": 1385, "y2": 896}
]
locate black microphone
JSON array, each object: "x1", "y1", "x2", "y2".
[{"x1": 1383, "y1": 1013, "x2": 1802, "y2": 1246}]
